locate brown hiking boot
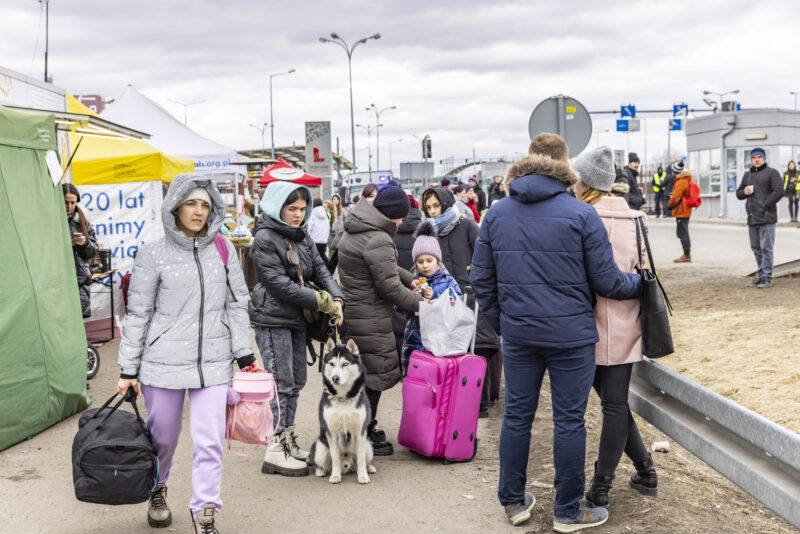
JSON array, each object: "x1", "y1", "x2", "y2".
[
  {"x1": 147, "y1": 483, "x2": 172, "y2": 528},
  {"x1": 191, "y1": 504, "x2": 219, "y2": 534},
  {"x1": 673, "y1": 254, "x2": 691, "y2": 263}
]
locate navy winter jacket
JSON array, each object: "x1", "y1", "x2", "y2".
[{"x1": 470, "y1": 154, "x2": 642, "y2": 349}]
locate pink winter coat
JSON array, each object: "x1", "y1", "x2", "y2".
[{"x1": 592, "y1": 196, "x2": 646, "y2": 366}]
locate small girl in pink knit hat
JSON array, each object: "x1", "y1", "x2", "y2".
[{"x1": 400, "y1": 219, "x2": 463, "y2": 373}]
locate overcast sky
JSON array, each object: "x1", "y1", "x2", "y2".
[{"x1": 4, "y1": 0, "x2": 800, "y2": 174}]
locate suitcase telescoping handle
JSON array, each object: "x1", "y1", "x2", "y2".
[
  {"x1": 91, "y1": 387, "x2": 149, "y2": 435},
  {"x1": 470, "y1": 299, "x2": 478, "y2": 354}
]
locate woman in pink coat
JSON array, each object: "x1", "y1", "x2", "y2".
[{"x1": 573, "y1": 147, "x2": 658, "y2": 509}]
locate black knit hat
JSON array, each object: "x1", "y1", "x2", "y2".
[
  {"x1": 373, "y1": 185, "x2": 410, "y2": 220},
  {"x1": 628, "y1": 152, "x2": 640, "y2": 163},
  {"x1": 670, "y1": 161, "x2": 685, "y2": 174}
]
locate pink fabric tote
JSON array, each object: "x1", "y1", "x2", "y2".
[{"x1": 225, "y1": 369, "x2": 279, "y2": 456}]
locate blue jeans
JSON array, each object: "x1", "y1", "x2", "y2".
[
  {"x1": 254, "y1": 326, "x2": 307, "y2": 435},
  {"x1": 748, "y1": 223, "x2": 776, "y2": 281},
  {"x1": 498, "y1": 341, "x2": 596, "y2": 518}
]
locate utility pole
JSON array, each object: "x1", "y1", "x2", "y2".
[{"x1": 43, "y1": 0, "x2": 49, "y2": 82}]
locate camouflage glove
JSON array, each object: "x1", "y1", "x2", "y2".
[{"x1": 314, "y1": 290, "x2": 337, "y2": 315}]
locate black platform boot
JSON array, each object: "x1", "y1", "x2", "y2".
[
  {"x1": 585, "y1": 462, "x2": 614, "y2": 508},
  {"x1": 629, "y1": 453, "x2": 658, "y2": 496}
]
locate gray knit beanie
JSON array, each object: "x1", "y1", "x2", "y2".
[
  {"x1": 412, "y1": 219, "x2": 442, "y2": 263},
  {"x1": 573, "y1": 146, "x2": 615, "y2": 192}
]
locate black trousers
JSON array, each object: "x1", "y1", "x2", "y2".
[
  {"x1": 675, "y1": 217, "x2": 690, "y2": 255},
  {"x1": 592, "y1": 363, "x2": 649, "y2": 474},
  {"x1": 788, "y1": 194, "x2": 799, "y2": 220},
  {"x1": 366, "y1": 389, "x2": 381, "y2": 424},
  {"x1": 653, "y1": 191, "x2": 664, "y2": 216}
]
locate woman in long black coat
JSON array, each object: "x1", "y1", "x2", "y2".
[{"x1": 420, "y1": 187, "x2": 500, "y2": 414}]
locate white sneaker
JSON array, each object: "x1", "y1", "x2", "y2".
[
  {"x1": 261, "y1": 434, "x2": 309, "y2": 477},
  {"x1": 286, "y1": 426, "x2": 309, "y2": 461}
]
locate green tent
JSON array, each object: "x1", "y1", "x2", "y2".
[{"x1": 0, "y1": 105, "x2": 91, "y2": 451}]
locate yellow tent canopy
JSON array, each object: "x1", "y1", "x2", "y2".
[{"x1": 66, "y1": 94, "x2": 194, "y2": 185}]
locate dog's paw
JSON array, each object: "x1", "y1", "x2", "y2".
[
  {"x1": 358, "y1": 473, "x2": 371, "y2": 484},
  {"x1": 315, "y1": 467, "x2": 326, "y2": 477},
  {"x1": 368, "y1": 464, "x2": 377, "y2": 474},
  {"x1": 328, "y1": 474, "x2": 342, "y2": 484}
]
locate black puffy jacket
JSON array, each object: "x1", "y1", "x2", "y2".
[
  {"x1": 249, "y1": 215, "x2": 343, "y2": 329},
  {"x1": 624, "y1": 167, "x2": 645, "y2": 210},
  {"x1": 421, "y1": 188, "x2": 498, "y2": 353},
  {"x1": 392, "y1": 208, "x2": 423, "y2": 271},
  {"x1": 736, "y1": 164, "x2": 785, "y2": 226}
]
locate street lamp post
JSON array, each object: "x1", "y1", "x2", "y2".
[
  {"x1": 703, "y1": 89, "x2": 740, "y2": 111},
  {"x1": 384, "y1": 138, "x2": 402, "y2": 173},
  {"x1": 356, "y1": 124, "x2": 380, "y2": 173},
  {"x1": 319, "y1": 32, "x2": 381, "y2": 171},
  {"x1": 367, "y1": 104, "x2": 396, "y2": 170},
  {"x1": 269, "y1": 68, "x2": 296, "y2": 160},
  {"x1": 791, "y1": 91, "x2": 800, "y2": 111},
  {"x1": 249, "y1": 122, "x2": 269, "y2": 151},
  {"x1": 168, "y1": 98, "x2": 205, "y2": 126}
]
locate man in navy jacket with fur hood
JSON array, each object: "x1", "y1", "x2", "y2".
[{"x1": 470, "y1": 133, "x2": 641, "y2": 530}]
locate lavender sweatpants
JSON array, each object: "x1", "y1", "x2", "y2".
[{"x1": 141, "y1": 383, "x2": 227, "y2": 516}]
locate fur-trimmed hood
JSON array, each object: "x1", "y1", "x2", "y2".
[{"x1": 504, "y1": 154, "x2": 578, "y2": 191}]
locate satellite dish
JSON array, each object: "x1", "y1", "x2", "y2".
[{"x1": 528, "y1": 95, "x2": 592, "y2": 157}]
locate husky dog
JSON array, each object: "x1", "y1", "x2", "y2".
[{"x1": 308, "y1": 338, "x2": 376, "y2": 484}]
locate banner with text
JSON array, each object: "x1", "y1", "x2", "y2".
[
  {"x1": 79, "y1": 181, "x2": 164, "y2": 319},
  {"x1": 305, "y1": 121, "x2": 332, "y2": 178}
]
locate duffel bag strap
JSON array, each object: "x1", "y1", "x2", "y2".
[{"x1": 92, "y1": 387, "x2": 149, "y2": 436}]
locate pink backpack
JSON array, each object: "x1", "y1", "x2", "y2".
[{"x1": 225, "y1": 369, "x2": 279, "y2": 456}]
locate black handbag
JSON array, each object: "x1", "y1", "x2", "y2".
[
  {"x1": 282, "y1": 237, "x2": 335, "y2": 344},
  {"x1": 72, "y1": 389, "x2": 158, "y2": 505},
  {"x1": 635, "y1": 218, "x2": 674, "y2": 358}
]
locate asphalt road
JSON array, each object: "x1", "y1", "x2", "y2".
[{"x1": 644, "y1": 218, "x2": 800, "y2": 279}]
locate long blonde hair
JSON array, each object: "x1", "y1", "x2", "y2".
[
  {"x1": 579, "y1": 186, "x2": 611, "y2": 206},
  {"x1": 323, "y1": 199, "x2": 335, "y2": 226}
]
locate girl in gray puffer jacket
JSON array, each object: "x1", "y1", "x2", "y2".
[{"x1": 117, "y1": 173, "x2": 255, "y2": 533}]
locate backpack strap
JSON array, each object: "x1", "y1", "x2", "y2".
[
  {"x1": 214, "y1": 233, "x2": 229, "y2": 266},
  {"x1": 214, "y1": 233, "x2": 237, "y2": 302}
]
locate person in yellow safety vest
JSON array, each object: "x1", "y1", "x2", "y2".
[
  {"x1": 784, "y1": 160, "x2": 798, "y2": 222},
  {"x1": 652, "y1": 166, "x2": 667, "y2": 217}
]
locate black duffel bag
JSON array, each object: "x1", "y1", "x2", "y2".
[{"x1": 72, "y1": 388, "x2": 158, "y2": 505}]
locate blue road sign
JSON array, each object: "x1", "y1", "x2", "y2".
[
  {"x1": 673, "y1": 104, "x2": 689, "y2": 116},
  {"x1": 616, "y1": 119, "x2": 629, "y2": 132},
  {"x1": 621, "y1": 105, "x2": 636, "y2": 118},
  {"x1": 669, "y1": 118, "x2": 682, "y2": 131}
]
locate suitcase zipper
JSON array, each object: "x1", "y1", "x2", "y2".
[{"x1": 404, "y1": 377, "x2": 437, "y2": 408}]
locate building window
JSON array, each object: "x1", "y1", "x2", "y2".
[{"x1": 726, "y1": 148, "x2": 737, "y2": 192}]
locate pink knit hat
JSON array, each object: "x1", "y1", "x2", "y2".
[{"x1": 412, "y1": 219, "x2": 442, "y2": 263}]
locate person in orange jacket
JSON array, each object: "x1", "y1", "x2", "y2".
[{"x1": 667, "y1": 169, "x2": 694, "y2": 263}]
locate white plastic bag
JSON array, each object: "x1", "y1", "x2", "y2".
[{"x1": 419, "y1": 288, "x2": 477, "y2": 356}]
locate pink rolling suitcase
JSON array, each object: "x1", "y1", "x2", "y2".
[{"x1": 398, "y1": 350, "x2": 487, "y2": 462}]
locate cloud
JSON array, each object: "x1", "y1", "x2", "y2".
[{"x1": 2, "y1": 0, "x2": 799, "y2": 172}]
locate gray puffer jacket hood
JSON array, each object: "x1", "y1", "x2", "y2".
[{"x1": 118, "y1": 173, "x2": 253, "y2": 389}]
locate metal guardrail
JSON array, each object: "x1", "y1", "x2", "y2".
[{"x1": 629, "y1": 358, "x2": 800, "y2": 530}]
